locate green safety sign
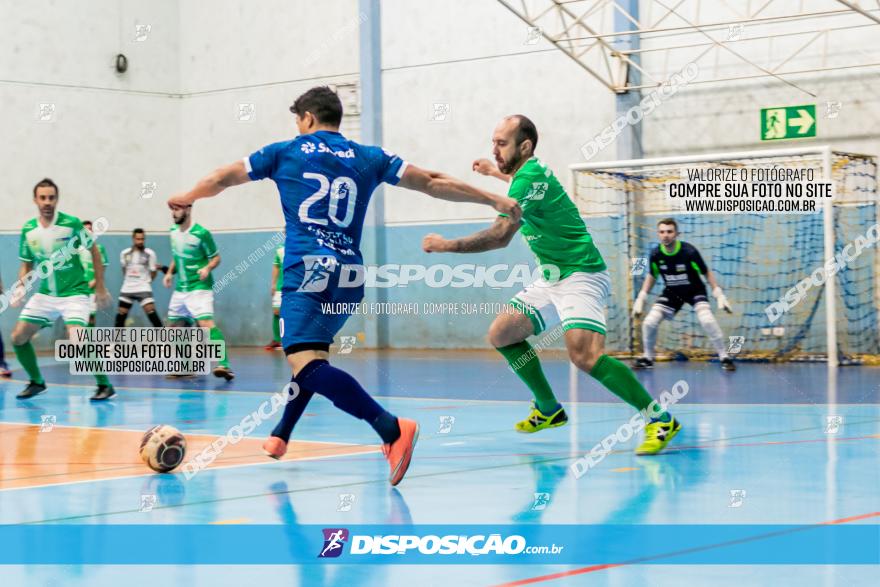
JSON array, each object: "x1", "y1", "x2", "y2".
[{"x1": 760, "y1": 105, "x2": 816, "y2": 141}]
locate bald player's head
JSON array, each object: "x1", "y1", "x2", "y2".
[{"x1": 492, "y1": 115, "x2": 538, "y2": 175}]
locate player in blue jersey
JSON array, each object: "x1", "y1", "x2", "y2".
[{"x1": 168, "y1": 86, "x2": 520, "y2": 486}]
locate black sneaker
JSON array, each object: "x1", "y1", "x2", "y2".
[
  {"x1": 213, "y1": 366, "x2": 235, "y2": 381},
  {"x1": 721, "y1": 357, "x2": 736, "y2": 371},
  {"x1": 16, "y1": 381, "x2": 47, "y2": 399},
  {"x1": 633, "y1": 357, "x2": 654, "y2": 369},
  {"x1": 90, "y1": 385, "x2": 116, "y2": 401}
]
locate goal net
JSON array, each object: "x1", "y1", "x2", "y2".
[{"x1": 570, "y1": 147, "x2": 879, "y2": 364}]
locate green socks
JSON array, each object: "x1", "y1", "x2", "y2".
[
  {"x1": 85, "y1": 325, "x2": 111, "y2": 387},
  {"x1": 497, "y1": 343, "x2": 664, "y2": 421},
  {"x1": 13, "y1": 342, "x2": 44, "y2": 385},
  {"x1": 272, "y1": 314, "x2": 281, "y2": 343},
  {"x1": 210, "y1": 326, "x2": 230, "y2": 368},
  {"x1": 496, "y1": 341, "x2": 559, "y2": 414},
  {"x1": 15, "y1": 339, "x2": 109, "y2": 387},
  {"x1": 589, "y1": 354, "x2": 655, "y2": 413}
]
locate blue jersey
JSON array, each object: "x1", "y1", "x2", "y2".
[{"x1": 246, "y1": 130, "x2": 407, "y2": 284}]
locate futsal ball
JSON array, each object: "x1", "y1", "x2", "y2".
[{"x1": 140, "y1": 425, "x2": 187, "y2": 473}]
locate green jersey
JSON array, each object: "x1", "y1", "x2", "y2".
[
  {"x1": 169, "y1": 223, "x2": 218, "y2": 292},
  {"x1": 507, "y1": 157, "x2": 606, "y2": 279},
  {"x1": 18, "y1": 212, "x2": 93, "y2": 297},
  {"x1": 78, "y1": 241, "x2": 109, "y2": 291},
  {"x1": 273, "y1": 247, "x2": 284, "y2": 290}
]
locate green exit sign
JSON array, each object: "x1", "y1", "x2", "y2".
[{"x1": 761, "y1": 105, "x2": 816, "y2": 141}]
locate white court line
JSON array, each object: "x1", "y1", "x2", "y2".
[
  {"x1": 5, "y1": 366, "x2": 880, "y2": 410},
  {"x1": 2, "y1": 375, "x2": 879, "y2": 408},
  {"x1": 0, "y1": 419, "x2": 366, "y2": 447},
  {"x1": 1, "y1": 375, "x2": 268, "y2": 397},
  {"x1": 0, "y1": 420, "x2": 380, "y2": 494},
  {"x1": 0, "y1": 447, "x2": 381, "y2": 494}
]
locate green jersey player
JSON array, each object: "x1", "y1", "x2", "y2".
[
  {"x1": 10, "y1": 178, "x2": 115, "y2": 400},
  {"x1": 78, "y1": 220, "x2": 109, "y2": 327},
  {"x1": 422, "y1": 115, "x2": 681, "y2": 455},
  {"x1": 264, "y1": 244, "x2": 284, "y2": 351},
  {"x1": 163, "y1": 204, "x2": 233, "y2": 380}
]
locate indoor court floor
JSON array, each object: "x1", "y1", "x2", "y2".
[{"x1": 0, "y1": 348, "x2": 877, "y2": 586}]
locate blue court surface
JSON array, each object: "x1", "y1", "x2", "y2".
[{"x1": 0, "y1": 349, "x2": 878, "y2": 586}]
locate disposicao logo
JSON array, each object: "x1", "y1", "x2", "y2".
[{"x1": 318, "y1": 528, "x2": 349, "y2": 558}]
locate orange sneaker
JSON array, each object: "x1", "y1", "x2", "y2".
[
  {"x1": 262, "y1": 436, "x2": 287, "y2": 460},
  {"x1": 382, "y1": 418, "x2": 419, "y2": 486}
]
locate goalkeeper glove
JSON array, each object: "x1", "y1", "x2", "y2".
[
  {"x1": 713, "y1": 286, "x2": 733, "y2": 313},
  {"x1": 632, "y1": 291, "x2": 648, "y2": 317}
]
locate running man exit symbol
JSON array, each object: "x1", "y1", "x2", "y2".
[{"x1": 760, "y1": 105, "x2": 816, "y2": 140}]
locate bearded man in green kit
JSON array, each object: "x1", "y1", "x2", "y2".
[{"x1": 422, "y1": 115, "x2": 680, "y2": 455}]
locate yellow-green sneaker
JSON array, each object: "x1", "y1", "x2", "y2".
[
  {"x1": 635, "y1": 416, "x2": 681, "y2": 455},
  {"x1": 515, "y1": 402, "x2": 568, "y2": 433}
]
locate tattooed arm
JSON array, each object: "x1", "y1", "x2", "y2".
[{"x1": 422, "y1": 216, "x2": 521, "y2": 254}]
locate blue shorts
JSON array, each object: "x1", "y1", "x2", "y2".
[{"x1": 279, "y1": 260, "x2": 363, "y2": 348}]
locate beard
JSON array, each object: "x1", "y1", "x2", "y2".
[{"x1": 498, "y1": 151, "x2": 525, "y2": 175}]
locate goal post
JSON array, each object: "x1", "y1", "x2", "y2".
[{"x1": 567, "y1": 146, "x2": 880, "y2": 366}]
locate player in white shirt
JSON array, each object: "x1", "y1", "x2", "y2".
[{"x1": 115, "y1": 228, "x2": 163, "y2": 327}]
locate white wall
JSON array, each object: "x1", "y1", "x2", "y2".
[
  {"x1": 0, "y1": 0, "x2": 359, "y2": 234},
  {"x1": 0, "y1": 0, "x2": 180, "y2": 233},
  {"x1": 381, "y1": 0, "x2": 617, "y2": 225},
  {"x1": 2, "y1": 0, "x2": 878, "y2": 228},
  {"x1": 173, "y1": 0, "x2": 361, "y2": 231},
  {"x1": 637, "y1": 0, "x2": 880, "y2": 158}
]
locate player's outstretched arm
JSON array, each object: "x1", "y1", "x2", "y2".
[
  {"x1": 398, "y1": 165, "x2": 521, "y2": 222},
  {"x1": 472, "y1": 158, "x2": 511, "y2": 182},
  {"x1": 167, "y1": 160, "x2": 251, "y2": 208},
  {"x1": 422, "y1": 216, "x2": 520, "y2": 254}
]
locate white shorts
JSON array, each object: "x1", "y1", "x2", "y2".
[
  {"x1": 20, "y1": 293, "x2": 91, "y2": 327},
  {"x1": 88, "y1": 293, "x2": 97, "y2": 315},
  {"x1": 510, "y1": 270, "x2": 611, "y2": 336},
  {"x1": 168, "y1": 289, "x2": 214, "y2": 322},
  {"x1": 272, "y1": 290, "x2": 281, "y2": 309}
]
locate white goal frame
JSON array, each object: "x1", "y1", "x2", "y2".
[{"x1": 569, "y1": 145, "x2": 840, "y2": 368}]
